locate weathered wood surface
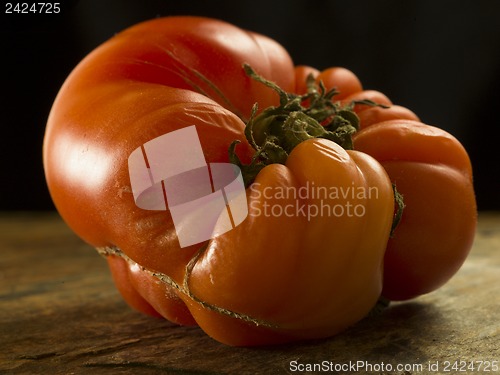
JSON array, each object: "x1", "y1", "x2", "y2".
[{"x1": 0, "y1": 212, "x2": 499, "y2": 374}]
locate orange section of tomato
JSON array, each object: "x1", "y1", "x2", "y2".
[{"x1": 187, "y1": 139, "x2": 394, "y2": 344}]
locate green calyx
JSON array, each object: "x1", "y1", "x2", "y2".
[
  {"x1": 229, "y1": 64, "x2": 405, "y2": 237},
  {"x1": 230, "y1": 64, "x2": 385, "y2": 187}
]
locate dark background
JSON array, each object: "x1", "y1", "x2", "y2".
[{"x1": 1, "y1": 0, "x2": 499, "y2": 211}]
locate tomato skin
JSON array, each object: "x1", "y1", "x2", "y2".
[
  {"x1": 107, "y1": 255, "x2": 197, "y2": 326},
  {"x1": 315, "y1": 67, "x2": 363, "y2": 100},
  {"x1": 357, "y1": 105, "x2": 419, "y2": 128},
  {"x1": 380, "y1": 162, "x2": 476, "y2": 299},
  {"x1": 352, "y1": 120, "x2": 477, "y2": 300},
  {"x1": 106, "y1": 255, "x2": 162, "y2": 318},
  {"x1": 342, "y1": 90, "x2": 392, "y2": 113},
  {"x1": 187, "y1": 139, "x2": 394, "y2": 345},
  {"x1": 62, "y1": 17, "x2": 294, "y2": 121}
]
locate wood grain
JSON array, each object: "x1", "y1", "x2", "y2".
[{"x1": 0, "y1": 212, "x2": 499, "y2": 374}]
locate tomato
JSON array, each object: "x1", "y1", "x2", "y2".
[{"x1": 44, "y1": 15, "x2": 476, "y2": 346}]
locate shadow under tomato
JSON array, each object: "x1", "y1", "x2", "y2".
[{"x1": 245, "y1": 300, "x2": 446, "y2": 369}]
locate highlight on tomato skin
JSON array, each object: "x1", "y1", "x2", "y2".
[{"x1": 43, "y1": 15, "x2": 477, "y2": 346}]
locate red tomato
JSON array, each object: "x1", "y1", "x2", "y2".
[{"x1": 44, "y1": 16, "x2": 476, "y2": 347}]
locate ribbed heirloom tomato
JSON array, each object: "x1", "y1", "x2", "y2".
[{"x1": 43, "y1": 16, "x2": 476, "y2": 346}]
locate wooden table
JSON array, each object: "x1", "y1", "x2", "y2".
[{"x1": 1, "y1": 212, "x2": 499, "y2": 374}]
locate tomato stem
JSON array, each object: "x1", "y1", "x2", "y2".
[
  {"x1": 229, "y1": 64, "x2": 405, "y2": 233},
  {"x1": 230, "y1": 64, "x2": 364, "y2": 187}
]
